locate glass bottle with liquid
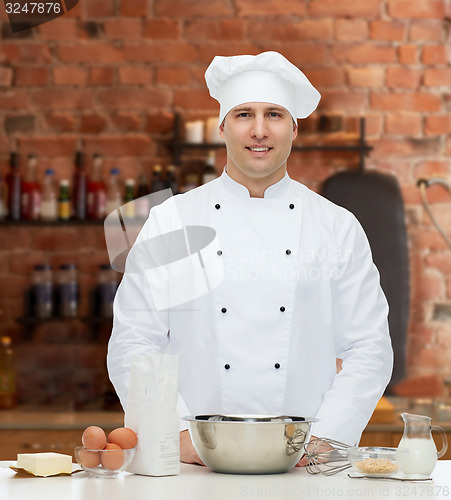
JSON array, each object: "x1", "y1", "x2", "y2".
[
  {"x1": 73, "y1": 151, "x2": 87, "y2": 220},
  {"x1": 135, "y1": 174, "x2": 150, "y2": 218},
  {"x1": 40, "y1": 169, "x2": 58, "y2": 221},
  {"x1": 87, "y1": 154, "x2": 106, "y2": 220},
  {"x1": 58, "y1": 180, "x2": 71, "y2": 221},
  {"x1": 123, "y1": 179, "x2": 136, "y2": 218},
  {"x1": 5, "y1": 152, "x2": 21, "y2": 221},
  {"x1": 166, "y1": 165, "x2": 178, "y2": 195},
  {"x1": 0, "y1": 336, "x2": 17, "y2": 409},
  {"x1": 21, "y1": 154, "x2": 41, "y2": 220},
  {"x1": 105, "y1": 168, "x2": 122, "y2": 215},
  {"x1": 150, "y1": 165, "x2": 166, "y2": 193}
]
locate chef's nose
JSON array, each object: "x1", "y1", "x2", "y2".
[{"x1": 250, "y1": 116, "x2": 269, "y2": 139}]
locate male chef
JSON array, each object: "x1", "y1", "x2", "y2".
[{"x1": 107, "y1": 51, "x2": 393, "y2": 466}]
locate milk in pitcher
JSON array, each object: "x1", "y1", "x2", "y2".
[{"x1": 396, "y1": 438, "x2": 437, "y2": 475}]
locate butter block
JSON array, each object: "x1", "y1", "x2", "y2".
[{"x1": 17, "y1": 452, "x2": 73, "y2": 477}]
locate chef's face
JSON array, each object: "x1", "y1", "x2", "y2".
[{"x1": 219, "y1": 102, "x2": 298, "y2": 186}]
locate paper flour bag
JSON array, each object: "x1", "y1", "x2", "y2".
[{"x1": 125, "y1": 352, "x2": 180, "y2": 476}]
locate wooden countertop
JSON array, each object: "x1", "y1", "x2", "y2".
[
  {"x1": 0, "y1": 408, "x2": 125, "y2": 430},
  {"x1": 1, "y1": 407, "x2": 451, "y2": 432}
]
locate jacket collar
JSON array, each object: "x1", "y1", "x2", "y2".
[{"x1": 220, "y1": 167, "x2": 292, "y2": 199}]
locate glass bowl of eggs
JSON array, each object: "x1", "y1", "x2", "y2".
[{"x1": 75, "y1": 425, "x2": 138, "y2": 478}]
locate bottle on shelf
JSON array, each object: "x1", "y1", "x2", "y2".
[
  {"x1": 56, "y1": 263, "x2": 79, "y2": 318},
  {"x1": 202, "y1": 151, "x2": 217, "y2": 185},
  {"x1": 73, "y1": 151, "x2": 87, "y2": 220},
  {"x1": 105, "y1": 168, "x2": 122, "y2": 216},
  {"x1": 21, "y1": 154, "x2": 41, "y2": 220},
  {"x1": 0, "y1": 336, "x2": 17, "y2": 409},
  {"x1": 135, "y1": 174, "x2": 150, "y2": 218},
  {"x1": 87, "y1": 153, "x2": 106, "y2": 220},
  {"x1": 123, "y1": 179, "x2": 136, "y2": 218},
  {"x1": 96, "y1": 264, "x2": 118, "y2": 318},
  {"x1": 5, "y1": 152, "x2": 22, "y2": 221},
  {"x1": 31, "y1": 263, "x2": 53, "y2": 319},
  {"x1": 166, "y1": 165, "x2": 178, "y2": 195},
  {"x1": 58, "y1": 179, "x2": 71, "y2": 221},
  {"x1": 0, "y1": 175, "x2": 6, "y2": 220},
  {"x1": 149, "y1": 164, "x2": 166, "y2": 193},
  {"x1": 40, "y1": 168, "x2": 58, "y2": 221}
]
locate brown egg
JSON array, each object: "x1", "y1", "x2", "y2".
[
  {"x1": 101, "y1": 443, "x2": 124, "y2": 471},
  {"x1": 82, "y1": 426, "x2": 107, "y2": 450},
  {"x1": 80, "y1": 449, "x2": 101, "y2": 469},
  {"x1": 108, "y1": 427, "x2": 138, "y2": 450}
]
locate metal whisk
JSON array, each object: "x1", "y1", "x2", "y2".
[{"x1": 304, "y1": 437, "x2": 352, "y2": 476}]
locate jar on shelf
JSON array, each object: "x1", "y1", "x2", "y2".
[
  {"x1": 97, "y1": 264, "x2": 118, "y2": 318},
  {"x1": 56, "y1": 263, "x2": 79, "y2": 318},
  {"x1": 31, "y1": 263, "x2": 53, "y2": 319}
]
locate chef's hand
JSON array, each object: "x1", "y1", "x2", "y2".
[
  {"x1": 296, "y1": 436, "x2": 334, "y2": 467},
  {"x1": 180, "y1": 430, "x2": 205, "y2": 466}
]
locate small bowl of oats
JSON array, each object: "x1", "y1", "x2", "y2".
[{"x1": 347, "y1": 447, "x2": 404, "y2": 476}]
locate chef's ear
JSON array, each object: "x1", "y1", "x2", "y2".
[
  {"x1": 219, "y1": 119, "x2": 225, "y2": 139},
  {"x1": 292, "y1": 120, "x2": 298, "y2": 140}
]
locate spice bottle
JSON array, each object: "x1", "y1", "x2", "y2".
[
  {"x1": 31, "y1": 264, "x2": 53, "y2": 319},
  {"x1": 97, "y1": 264, "x2": 118, "y2": 318},
  {"x1": 56, "y1": 263, "x2": 79, "y2": 318}
]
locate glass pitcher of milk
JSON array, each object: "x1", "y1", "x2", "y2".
[{"x1": 396, "y1": 412, "x2": 448, "y2": 475}]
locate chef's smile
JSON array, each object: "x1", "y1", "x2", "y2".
[{"x1": 246, "y1": 145, "x2": 273, "y2": 156}]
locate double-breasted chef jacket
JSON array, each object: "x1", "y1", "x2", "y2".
[{"x1": 107, "y1": 169, "x2": 393, "y2": 446}]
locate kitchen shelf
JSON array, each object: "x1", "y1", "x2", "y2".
[
  {"x1": 0, "y1": 219, "x2": 104, "y2": 227},
  {"x1": 171, "y1": 113, "x2": 373, "y2": 171},
  {"x1": 18, "y1": 290, "x2": 113, "y2": 341}
]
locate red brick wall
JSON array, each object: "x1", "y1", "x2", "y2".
[{"x1": 0, "y1": 0, "x2": 450, "y2": 404}]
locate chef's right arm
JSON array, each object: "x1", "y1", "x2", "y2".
[{"x1": 106, "y1": 202, "x2": 191, "y2": 433}]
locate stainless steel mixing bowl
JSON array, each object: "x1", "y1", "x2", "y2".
[{"x1": 184, "y1": 414, "x2": 318, "y2": 474}]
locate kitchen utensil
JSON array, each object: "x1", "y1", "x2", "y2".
[
  {"x1": 305, "y1": 441, "x2": 407, "y2": 478},
  {"x1": 184, "y1": 414, "x2": 317, "y2": 474},
  {"x1": 417, "y1": 176, "x2": 451, "y2": 249},
  {"x1": 397, "y1": 412, "x2": 448, "y2": 476},
  {"x1": 348, "y1": 473, "x2": 432, "y2": 482},
  {"x1": 321, "y1": 128, "x2": 409, "y2": 391},
  {"x1": 305, "y1": 437, "x2": 351, "y2": 475},
  {"x1": 74, "y1": 446, "x2": 136, "y2": 478}
]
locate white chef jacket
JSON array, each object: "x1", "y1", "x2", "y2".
[{"x1": 107, "y1": 169, "x2": 393, "y2": 446}]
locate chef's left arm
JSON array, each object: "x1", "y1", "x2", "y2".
[{"x1": 310, "y1": 213, "x2": 393, "y2": 446}]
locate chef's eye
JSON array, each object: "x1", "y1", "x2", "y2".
[
  {"x1": 268, "y1": 112, "x2": 282, "y2": 118},
  {"x1": 236, "y1": 112, "x2": 251, "y2": 118}
]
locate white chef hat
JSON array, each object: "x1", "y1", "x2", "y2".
[{"x1": 205, "y1": 51, "x2": 321, "y2": 125}]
